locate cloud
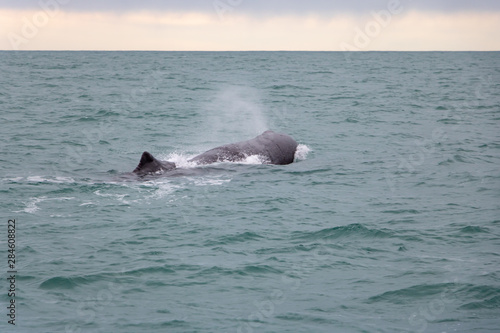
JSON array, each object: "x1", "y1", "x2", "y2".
[
  {"x1": 1, "y1": 7, "x2": 499, "y2": 50},
  {"x1": 4, "y1": 0, "x2": 500, "y2": 14},
  {"x1": 350, "y1": 11, "x2": 500, "y2": 51}
]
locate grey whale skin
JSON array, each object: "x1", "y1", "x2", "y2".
[{"x1": 133, "y1": 130, "x2": 298, "y2": 175}]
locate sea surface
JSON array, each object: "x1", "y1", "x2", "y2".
[{"x1": 0, "y1": 51, "x2": 499, "y2": 333}]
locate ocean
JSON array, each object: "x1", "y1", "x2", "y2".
[{"x1": 0, "y1": 51, "x2": 499, "y2": 333}]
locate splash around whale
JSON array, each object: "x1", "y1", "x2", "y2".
[{"x1": 132, "y1": 130, "x2": 299, "y2": 176}]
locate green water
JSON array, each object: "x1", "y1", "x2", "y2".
[{"x1": 1, "y1": 51, "x2": 499, "y2": 332}]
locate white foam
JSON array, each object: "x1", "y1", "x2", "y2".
[
  {"x1": 193, "y1": 178, "x2": 231, "y2": 186},
  {"x1": 240, "y1": 154, "x2": 269, "y2": 164},
  {"x1": 22, "y1": 176, "x2": 76, "y2": 184},
  {"x1": 53, "y1": 176, "x2": 75, "y2": 183},
  {"x1": 26, "y1": 176, "x2": 48, "y2": 183},
  {"x1": 94, "y1": 190, "x2": 129, "y2": 203},
  {"x1": 147, "y1": 182, "x2": 182, "y2": 200},
  {"x1": 4, "y1": 177, "x2": 23, "y2": 182},
  {"x1": 20, "y1": 197, "x2": 44, "y2": 213},
  {"x1": 162, "y1": 152, "x2": 199, "y2": 169},
  {"x1": 14, "y1": 196, "x2": 75, "y2": 214},
  {"x1": 294, "y1": 144, "x2": 311, "y2": 161},
  {"x1": 162, "y1": 151, "x2": 269, "y2": 168}
]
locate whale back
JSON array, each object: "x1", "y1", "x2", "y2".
[
  {"x1": 189, "y1": 130, "x2": 298, "y2": 165},
  {"x1": 255, "y1": 130, "x2": 298, "y2": 165}
]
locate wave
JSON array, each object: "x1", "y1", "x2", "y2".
[
  {"x1": 204, "y1": 231, "x2": 264, "y2": 246},
  {"x1": 196, "y1": 264, "x2": 283, "y2": 277},
  {"x1": 40, "y1": 276, "x2": 91, "y2": 290},
  {"x1": 458, "y1": 284, "x2": 500, "y2": 309},
  {"x1": 267, "y1": 84, "x2": 311, "y2": 90},
  {"x1": 459, "y1": 226, "x2": 490, "y2": 234},
  {"x1": 367, "y1": 282, "x2": 459, "y2": 304},
  {"x1": 367, "y1": 282, "x2": 500, "y2": 311},
  {"x1": 293, "y1": 223, "x2": 393, "y2": 241}
]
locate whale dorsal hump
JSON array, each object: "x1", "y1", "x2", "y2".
[
  {"x1": 133, "y1": 151, "x2": 176, "y2": 174},
  {"x1": 133, "y1": 151, "x2": 156, "y2": 173}
]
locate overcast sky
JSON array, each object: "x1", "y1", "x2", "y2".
[
  {"x1": 1, "y1": 0, "x2": 499, "y2": 50},
  {"x1": 4, "y1": 0, "x2": 500, "y2": 13}
]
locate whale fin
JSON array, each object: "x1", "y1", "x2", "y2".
[
  {"x1": 133, "y1": 151, "x2": 176, "y2": 174},
  {"x1": 134, "y1": 151, "x2": 155, "y2": 173}
]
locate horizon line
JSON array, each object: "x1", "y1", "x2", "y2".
[{"x1": 1, "y1": 50, "x2": 499, "y2": 52}]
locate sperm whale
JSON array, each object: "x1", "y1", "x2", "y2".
[{"x1": 133, "y1": 130, "x2": 298, "y2": 176}]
